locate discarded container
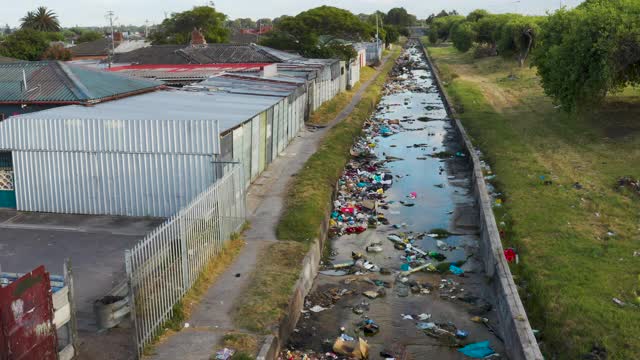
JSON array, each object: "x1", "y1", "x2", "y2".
[
  {"x1": 457, "y1": 341, "x2": 495, "y2": 358},
  {"x1": 333, "y1": 337, "x2": 369, "y2": 359},
  {"x1": 449, "y1": 265, "x2": 464, "y2": 276}
]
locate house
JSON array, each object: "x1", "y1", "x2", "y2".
[
  {"x1": 69, "y1": 32, "x2": 149, "y2": 61},
  {"x1": 0, "y1": 61, "x2": 162, "y2": 120}
]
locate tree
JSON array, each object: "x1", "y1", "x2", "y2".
[
  {"x1": 474, "y1": 14, "x2": 510, "y2": 49},
  {"x1": 261, "y1": 6, "x2": 373, "y2": 61},
  {"x1": 76, "y1": 30, "x2": 103, "y2": 43},
  {"x1": 385, "y1": 8, "x2": 416, "y2": 27},
  {"x1": 451, "y1": 22, "x2": 475, "y2": 52},
  {"x1": 41, "y1": 43, "x2": 72, "y2": 60},
  {"x1": 21, "y1": 7, "x2": 61, "y2": 32},
  {"x1": 3, "y1": 24, "x2": 10, "y2": 35},
  {"x1": 497, "y1": 15, "x2": 541, "y2": 67},
  {"x1": 228, "y1": 18, "x2": 256, "y2": 30},
  {"x1": 429, "y1": 15, "x2": 465, "y2": 43},
  {"x1": 533, "y1": 0, "x2": 640, "y2": 111},
  {"x1": 0, "y1": 29, "x2": 50, "y2": 60},
  {"x1": 383, "y1": 25, "x2": 400, "y2": 46},
  {"x1": 150, "y1": 6, "x2": 229, "y2": 44},
  {"x1": 467, "y1": 9, "x2": 490, "y2": 23}
]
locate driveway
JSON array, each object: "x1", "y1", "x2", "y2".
[{"x1": 0, "y1": 209, "x2": 163, "y2": 331}]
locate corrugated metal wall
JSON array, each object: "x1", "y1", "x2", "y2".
[
  {"x1": 0, "y1": 117, "x2": 219, "y2": 154},
  {"x1": 13, "y1": 151, "x2": 215, "y2": 217}
]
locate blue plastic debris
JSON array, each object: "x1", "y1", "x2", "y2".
[
  {"x1": 458, "y1": 341, "x2": 495, "y2": 358},
  {"x1": 455, "y1": 329, "x2": 469, "y2": 339},
  {"x1": 449, "y1": 264, "x2": 464, "y2": 276}
]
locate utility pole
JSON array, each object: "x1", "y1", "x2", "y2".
[
  {"x1": 106, "y1": 10, "x2": 117, "y2": 68},
  {"x1": 375, "y1": 14, "x2": 379, "y2": 49},
  {"x1": 144, "y1": 19, "x2": 150, "y2": 38}
]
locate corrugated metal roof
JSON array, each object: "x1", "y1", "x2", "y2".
[
  {"x1": 0, "y1": 61, "x2": 161, "y2": 104},
  {"x1": 7, "y1": 89, "x2": 281, "y2": 133},
  {"x1": 70, "y1": 38, "x2": 112, "y2": 57},
  {"x1": 191, "y1": 74, "x2": 303, "y2": 97},
  {"x1": 108, "y1": 63, "x2": 269, "y2": 85}
]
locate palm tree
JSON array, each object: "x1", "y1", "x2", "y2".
[{"x1": 21, "y1": 7, "x2": 61, "y2": 32}]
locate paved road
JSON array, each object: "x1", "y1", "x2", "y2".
[{"x1": 149, "y1": 53, "x2": 396, "y2": 360}]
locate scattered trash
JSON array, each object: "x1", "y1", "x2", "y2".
[
  {"x1": 358, "y1": 319, "x2": 380, "y2": 336},
  {"x1": 418, "y1": 313, "x2": 432, "y2": 321},
  {"x1": 449, "y1": 265, "x2": 465, "y2": 276},
  {"x1": 309, "y1": 305, "x2": 327, "y2": 313},
  {"x1": 215, "y1": 348, "x2": 235, "y2": 360},
  {"x1": 458, "y1": 341, "x2": 495, "y2": 358},
  {"x1": 612, "y1": 298, "x2": 626, "y2": 307},
  {"x1": 332, "y1": 337, "x2": 369, "y2": 359},
  {"x1": 504, "y1": 248, "x2": 518, "y2": 263},
  {"x1": 455, "y1": 329, "x2": 469, "y2": 339}
]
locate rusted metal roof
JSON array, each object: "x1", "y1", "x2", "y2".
[{"x1": 0, "y1": 61, "x2": 161, "y2": 104}]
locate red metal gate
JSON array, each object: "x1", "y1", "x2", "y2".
[{"x1": 0, "y1": 266, "x2": 58, "y2": 360}]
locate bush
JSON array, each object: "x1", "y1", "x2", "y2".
[
  {"x1": 451, "y1": 21, "x2": 475, "y2": 52},
  {"x1": 532, "y1": 0, "x2": 640, "y2": 111}
]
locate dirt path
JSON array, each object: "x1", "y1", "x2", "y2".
[{"x1": 147, "y1": 53, "x2": 396, "y2": 360}]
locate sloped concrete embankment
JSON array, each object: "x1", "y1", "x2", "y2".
[{"x1": 417, "y1": 38, "x2": 543, "y2": 360}]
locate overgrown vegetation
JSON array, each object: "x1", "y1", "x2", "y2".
[
  {"x1": 276, "y1": 44, "x2": 402, "y2": 243},
  {"x1": 428, "y1": 43, "x2": 640, "y2": 359},
  {"x1": 233, "y1": 241, "x2": 308, "y2": 333}
]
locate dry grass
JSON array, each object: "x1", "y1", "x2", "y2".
[
  {"x1": 233, "y1": 241, "x2": 308, "y2": 334},
  {"x1": 146, "y1": 236, "x2": 246, "y2": 353},
  {"x1": 219, "y1": 332, "x2": 258, "y2": 359},
  {"x1": 182, "y1": 236, "x2": 246, "y2": 316}
]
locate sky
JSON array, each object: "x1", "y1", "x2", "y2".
[{"x1": 1, "y1": 0, "x2": 585, "y2": 28}]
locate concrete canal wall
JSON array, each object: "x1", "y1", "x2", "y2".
[{"x1": 417, "y1": 38, "x2": 544, "y2": 360}]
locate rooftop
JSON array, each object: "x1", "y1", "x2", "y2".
[
  {"x1": 0, "y1": 61, "x2": 162, "y2": 104},
  {"x1": 112, "y1": 44, "x2": 290, "y2": 65},
  {"x1": 8, "y1": 89, "x2": 282, "y2": 133}
]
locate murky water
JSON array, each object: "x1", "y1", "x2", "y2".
[{"x1": 284, "y1": 41, "x2": 505, "y2": 360}]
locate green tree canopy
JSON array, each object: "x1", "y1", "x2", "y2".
[
  {"x1": 76, "y1": 30, "x2": 103, "y2": 43},
  {"x1": 21, "y1": 7, "x2": 61, "y2": 32},
  {"x1": 260, "y1": 6, "x2": 373, "y2": 61},
  {"x1": 385, "y1": 8, "x2": 416, "y2": 27},
  {"x1": 533, "y1": 0, "x2": 640, "y2": 111},
  {"x1": 474, "y1": 14, "x2": 511, "y2": 48},
  {"x1": 429, "y1": 15, "x2": 465, "y2": 43},
  {"x1": 451, "y1": 22, "x2": 476, "y2": 52},
  {"x1": 466, "y1": 9, "x2": 490, "y2": 23},
  {"x1": 0, "y1": 29, "x2": 50, "y2": 60},
  {"x1": 497, "y1": 15, "x2": 542, "y2": 66},
  {"x1": 150, "y1": 6, "x2": 229, "y2": 45}
]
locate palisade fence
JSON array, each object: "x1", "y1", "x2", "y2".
[{"x1": 124, "y1": 165, "x2": 246, "y2": 358}]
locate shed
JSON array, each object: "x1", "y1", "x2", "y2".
[{"x1": 0, "y1": 85, "x2": 306, "y2": 216}]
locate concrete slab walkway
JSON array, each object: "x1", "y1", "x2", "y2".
[{"x1": 148, "y1": 53, "x2": 394, "y2": 360}]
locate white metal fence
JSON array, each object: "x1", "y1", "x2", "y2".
[{"x1": 124, "y1": 165, "x2": 246, "y2": 357}]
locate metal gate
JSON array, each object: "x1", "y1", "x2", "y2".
[
  {"x1": 0, "y1": 152, "x2": 16, "y2": 209},
  {"x1": 0, "y1": 266, "x2": 58, "y2": 360}
]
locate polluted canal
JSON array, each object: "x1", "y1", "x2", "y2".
[{"x1": 281, "y1": 40, "x2": 506, "y2": 360}]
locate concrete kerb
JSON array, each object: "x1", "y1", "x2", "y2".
[
  {"x1": 417, "y1": 38, "x2": 543, "y2": 360},
  {"x1": 256, "y1": 189, "x2": 334, "y2": 360}
]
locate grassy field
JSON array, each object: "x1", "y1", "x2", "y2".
[
  {"x1": 426, "y1": 41, "x2": 640, "y2": 359},
  {"x1": 277, "y1": 44, "x2": 402, "y2": 243}
]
